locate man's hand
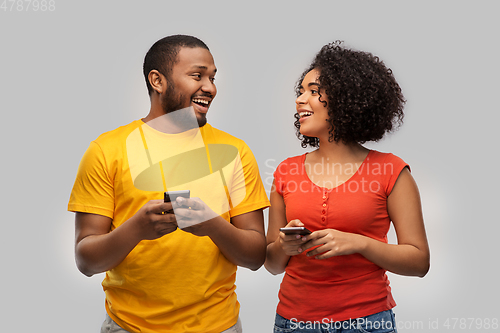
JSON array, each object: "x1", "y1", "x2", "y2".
[
  {"x1": 132, "y1": 199, "x2": 179, "y2": 240},
  {"x1": 172, "y1": 197, "x2": 218, "y2": 236},
  {"x1": 170, "y1": 197, "x2": 266, "y2": 270},
  {"x1": 75, "y1": 200, "x2": 178, "y2": 277}
]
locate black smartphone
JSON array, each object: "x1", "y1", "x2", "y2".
[
  {"x1": 164, "y1": 190, "x2": 191, "y2": 203},
  {"x1": 279, "y1": 227, "x2": 312, "y2": 235},
  {"x1": 163, "y1": 190, "x2": 190, "y2": 214}
]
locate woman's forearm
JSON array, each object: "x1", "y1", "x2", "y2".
[
  {"x1": 358, "y1": 234, "x2": 430, "y2": 277},
  {"x1": 264, "y1": 239, "x2": 291, "y2": 275}
]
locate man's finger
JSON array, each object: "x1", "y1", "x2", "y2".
[
  {"x1": 159, "y1": 212, "x2": 177, "y2": 223},
  {"x1": 172, "y1": 207, "x2": 195, "y2": 218},
  {"x1": 157, "y1": 202, "x2": 174, "y2": 214},
  {"x1": 176, "y1": 197, "x2": 203, "y2": 210}
]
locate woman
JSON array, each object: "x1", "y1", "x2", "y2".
[{"x1": 265, "y1": 41, "x2": 430, "y2": 333}]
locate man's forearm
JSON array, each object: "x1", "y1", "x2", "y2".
[
  {"x1": 75, "y1": 201, "x2": 179, "y2": 277},
  {"x1": 206, "y1": 216, "x2": 266, "y2": 270},
  {"x1": 75, "y1": 217, "x2": 142, "y2": 277}
]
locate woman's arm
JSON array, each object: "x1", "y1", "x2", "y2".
[
  {"x1": 303, "y1": 168, "x2": 430, "y2": 277},
  {"x1": 264, "y1": 180, "x2": 307, "y2": 275}
]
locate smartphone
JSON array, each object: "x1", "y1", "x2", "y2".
[
  {"x1": 280, "y1": 227, "x2": 311, "y2": 235},
  {"x1": 164, "y1": 190, "x2": 191, "y2": 203},
  {"x1": 163, "y1": 190, "x2": 190, "y2": 214}
]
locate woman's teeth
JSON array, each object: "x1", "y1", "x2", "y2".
[{"x1": 299, "y1": 111, "x2": 313, "y2": 118}]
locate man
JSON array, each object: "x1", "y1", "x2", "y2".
[{"x1": 68, "y1": 35, "x2": 269, "y2": 333}]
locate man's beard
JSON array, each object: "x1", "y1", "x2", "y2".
[
  {"x1": 161, "y1": 79, "x2": 207, "y2": 127},
  {"x1": 161, "y1": 79, "x2": 185, "y2": 114}
]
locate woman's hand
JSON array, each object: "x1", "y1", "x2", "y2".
[
  {"x1": 302, "y1": 229, "x2": 365, "y2": 259},
  {"x1": 278, "y1": 219, "x2": 310, "y2": 256}
]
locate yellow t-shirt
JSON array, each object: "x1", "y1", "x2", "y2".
[{"x1": 68, "y1": 120, "x2": 270, "y2": 333}]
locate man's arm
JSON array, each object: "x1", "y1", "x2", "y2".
[
  {"x1": 224, "y1": 209, "x2": 266, "y2": 270},
  {"x1": 178, "y1": 199, "x2": 266, "y2": 271},
  {"x1": 74, "y1": 200, "x2": 177, "y2": 277}
]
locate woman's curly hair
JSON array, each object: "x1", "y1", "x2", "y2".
[{"x1": 294, "y1": 41, "x2": 406, "y2": 147}]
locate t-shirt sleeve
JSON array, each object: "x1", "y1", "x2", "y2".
[
  {"x1": 67, "y1": 141, "x2": 115, "y2": 219},
  {"x1": 385, "y1": 153, "x2": 410, "y2": 196},
  {"x1": 228, "y1": 143, "x2": 270, "y2": 217}
]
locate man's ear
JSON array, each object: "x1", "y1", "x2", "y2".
[{"x1": 148, "y1": 70, "x2": 166, "y2": 94}]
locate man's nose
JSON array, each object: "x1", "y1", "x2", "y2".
[{"x1": 201, "y1": 79, "x2": 216, "y2": 97}]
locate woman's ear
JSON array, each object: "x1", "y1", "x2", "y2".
[{"x1": 148, "y1": 70, "x2": 166, "y2": 95}]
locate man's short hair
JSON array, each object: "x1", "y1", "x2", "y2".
[{"x1": 143, "y1": 35, "x2": 209, "y2": 95}]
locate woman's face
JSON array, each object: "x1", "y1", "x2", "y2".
[{"x1": 295, "y1": 68, "x2": 330, "y2": 139}]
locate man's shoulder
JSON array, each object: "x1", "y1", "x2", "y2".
[
  {"x1": 93, "y1": 119, "x2": 143, "y2": 146},
  {"x1": 202, "y1": 123, "x2": 246, "y2": 148}
]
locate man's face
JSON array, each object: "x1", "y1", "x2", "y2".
[{"x1": 161, "y1": 47, "x2": 217, "y2": 127}]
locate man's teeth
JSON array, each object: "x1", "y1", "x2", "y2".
[
  {"x1": 299, "y1": 111, "x2": 313, "y2": 118},
  {"x1": 192, "y1": 98, "x2": 209, "y2": 105}
]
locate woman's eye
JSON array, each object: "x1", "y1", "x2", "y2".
[{"x1": 311, "y1": 89, "x2": 318, "y2": 94}]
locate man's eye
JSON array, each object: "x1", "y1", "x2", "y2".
[
  {"x1": 210, "y1": 77, "x2": 216, "y2": 83},
  {"x1": 192, "y1": 74, "x2": 201, "y2": 80}
]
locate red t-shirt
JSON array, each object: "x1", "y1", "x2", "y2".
[{"x1": 274, "y1": 150, "x2": 409, "y2": 322}]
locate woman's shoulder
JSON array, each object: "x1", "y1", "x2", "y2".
[
  {"x1": 366, "y1": 149, "x2": 410, "y2": 179},
  {"x1": 273, "y1": 153, "x2": 307, "y2": 176},
  {"x1": 277, "y1": 153, "x2": 306, "y2": 168},
  {"x1": 368, "y1": 149, "x2": 407, "y2": 164}
]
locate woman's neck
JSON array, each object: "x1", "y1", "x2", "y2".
[{"x1": 312, "y1": 138, "x2": 369, "y2": 163}]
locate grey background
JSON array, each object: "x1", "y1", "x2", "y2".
[{"x1": 1, "y1": 0, "x2": 498, "y2": 332}]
